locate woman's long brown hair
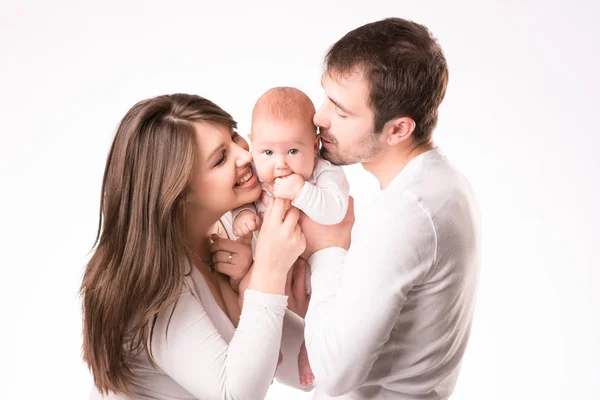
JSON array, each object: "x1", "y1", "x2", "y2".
[{"x1": 80, "y1": 94, "x2": 237, "y2": 395}]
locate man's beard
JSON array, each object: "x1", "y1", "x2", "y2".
[{"x1": 319, "y1": 131, "x2": 382, "y2": 166}]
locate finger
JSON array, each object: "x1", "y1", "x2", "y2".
[
  {"x1": 211, "y1": 250, "x2": 235, "y2": 264},
  {"x1": 281, "y1": 206, "x2": 300, "y2": 230},
  {"x1": 268, "y1": 197, "x2": 289, "y2": 222},
  {"x1": 283, "y1": 199, "x2": 292, "y2": 212},
  {"x1": 262, "y1": 183, "x2": 274, "y2": 197},
  {"x1": 243, "y1": 220, "x2": 254, "y2": 233},
  {"x1": 298, "y1": 226, "x2": 307, "y2": 253},
  {"x1": 237, "y1": 232, "x2": 253, "y2": 245},
  {"x1": 210, "y1": 238, "x2": 238, "y2": 253},
  {"x1": 259, "y1": 190, "x2": 271, "y2": 208},
  {"x1": 213, "y1": 262, "x2": 238, "y2": 276},
  {"x1": 247, "y1": 219, "x2": 257, "y2": 232}
]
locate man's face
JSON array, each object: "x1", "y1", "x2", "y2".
[{"x1": 313, "y1": 71, "x2": 382, "y2": 166}]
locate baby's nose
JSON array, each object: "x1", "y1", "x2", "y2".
[{"x1": 275, "y1": 156, "x2": 288, "y2": 169}]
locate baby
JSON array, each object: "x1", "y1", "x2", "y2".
[{"x1": 233, "y1": 87, "x2": 350, "y2": 387}]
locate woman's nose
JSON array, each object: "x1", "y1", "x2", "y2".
[{"x1": 235, "y1": 147, "x2": 252, "y2": 168}]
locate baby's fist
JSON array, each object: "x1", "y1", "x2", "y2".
[
  {"x1": 232, "y1": 210, "x2": 261, "y2": 237},
  {"x1": 273, "y1": 174, "x2": 305, "y2": 201}
]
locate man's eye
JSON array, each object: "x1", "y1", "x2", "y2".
[
  {"x1": 288, "y1": 149, "x2": 299, "y2": 155},
  {"x1": 215, "y1": 150, "x2": 226, "y2": 167},
  {"x1": 335, "y1": 108, "x2": 348, "y2": 119},
  {"x1": 264, "y1": 150, "x2": 273, "y2": 156}
]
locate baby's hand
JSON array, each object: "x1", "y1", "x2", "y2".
[
  {"x1": 273, "y1": 173, "x2": 305, "y2": 201},
  {"x1": 232, "y1": 210, "x2": 261, "y2": 237}
]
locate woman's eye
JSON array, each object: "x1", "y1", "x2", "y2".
[
  {"x1": 288, "y1": 149, "x2": 299, "y2": 155},
  {"x1": 264, "y1": 150, "x2": 273, "y2": 156},
  {"x1": 214, "y1": 150, "x2": 226, "y2": 167}
]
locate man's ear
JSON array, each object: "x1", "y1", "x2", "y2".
[{"x1": 384, "y1": 116, "x2": 416, "y2": 146}]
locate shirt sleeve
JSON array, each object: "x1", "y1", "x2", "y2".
[
  {"x1": 292, "y1": 160, "x2": 349, "y2": 225},
  {"x1": 151, "y1": 289, "x2": 288, "y2": 400},
  {"x1": 304, "y1": 192, "x2": 437, "y2": 397}
]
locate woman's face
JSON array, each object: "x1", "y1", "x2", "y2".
[{"x1": 187, "y1": 122, "x2": 261, "y2": 216}]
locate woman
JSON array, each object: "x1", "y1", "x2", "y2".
[{"x1": 81, "y1": 93, "x2": 308, "y2": 399}]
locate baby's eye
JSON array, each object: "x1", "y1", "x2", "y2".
[
  {"x1": 264, "y1": 150, "x2": 273, "y2": 156},
  {"x1": 288, "y1": 149, "x2": 299, "y2": 155}
]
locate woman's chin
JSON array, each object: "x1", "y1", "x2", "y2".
[{"x1": 234, "y1": 181, "x2": 262, "y2": 207}]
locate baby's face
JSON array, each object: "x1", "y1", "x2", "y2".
[{"x1": 251, "y1": 118, "x2": 317, "y2": 184}]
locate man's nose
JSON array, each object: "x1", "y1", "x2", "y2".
[{"x1": 313, "y1": 102, "x2": 329, "y2": 129}]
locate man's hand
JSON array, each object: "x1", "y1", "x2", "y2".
[
  {"x1": 299, "y1": 196, "x2": 355, "y2": 259},
  {"x1": 273, "y1": 173, "x2": 305, "y2": 201}
]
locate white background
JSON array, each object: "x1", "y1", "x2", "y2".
[{"x1": 1, "y1": 0, "x2": 599, "y2": 399}]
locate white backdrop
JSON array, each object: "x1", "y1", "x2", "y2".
[{"x1": 1, "y1": 0, "x2": 598, "y2": 399}]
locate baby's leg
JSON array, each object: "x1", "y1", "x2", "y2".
[{"x1": 297, "y1": 340, "x2": 314, "y2": 387}]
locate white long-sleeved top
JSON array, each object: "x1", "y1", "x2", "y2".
[
  {"x1": 235, "y1": 157, "x2": 350, "y2": 226},
  {"x1": 305, "y1": 148, "x2": 481, "y2": 400},
  {"x1": 291, "y1": 157, "x2": 350, "y2": 225},
  {"x1": 89, "y1": 213, "x2": 308, "y2": 400}
]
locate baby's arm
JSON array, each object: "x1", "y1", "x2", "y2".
[{"x1": 292, "y1": 160, "x2": 349, "y2": 225}]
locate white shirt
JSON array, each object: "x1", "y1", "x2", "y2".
[
  {"x1": 291, "y1": 157, "x2": 350, "y2": 225},
  {"x1": 305, "y1": 148, "x2": 481, "y2": 400},
  {"x1": 90, "y1": 213, "x2": 309, "y2": 400}
]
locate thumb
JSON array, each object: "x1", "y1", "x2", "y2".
[{"x1": 260, "y1": 188, "x2": 272, "y2": 208}]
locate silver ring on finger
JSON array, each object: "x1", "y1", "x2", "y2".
[{"x1": 228, "y1": 252, "x2": 233, "y2": 264}]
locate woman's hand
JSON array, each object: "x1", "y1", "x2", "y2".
[
  {"x1": 286, "y1": 257, "x2": 311, "y2": 318},
  {"x1": 210, "y1": 233, "x2": 253, "y2": 291},
  {"x1": 250, "y1": 197, "x2": 306, "y2": 294}
]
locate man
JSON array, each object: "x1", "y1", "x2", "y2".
[{"x1": 299, "y1": 18, "x2": 481, "y2": 399}]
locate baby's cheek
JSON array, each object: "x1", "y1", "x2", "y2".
[
  {"x1": 254, "y1": 161, "x2": 273, "y2": 184},
  {"x1": 299, "y1": 158, "x2": 315, "y2": 180}
]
